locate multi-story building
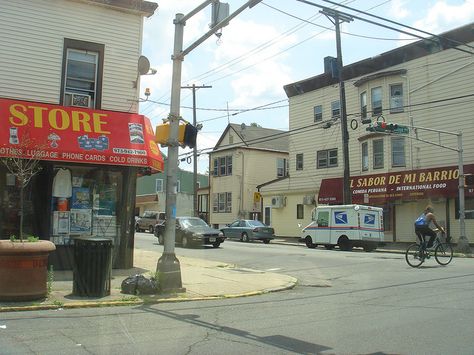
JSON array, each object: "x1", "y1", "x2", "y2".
[
  {"x1": 210, "y1": 123, "x2": 289, "y2": 228},
  {"x1": 260, "y1": 23, "x2": 474, "y2": 243},
  {"x1": 136, "y1": 158, "x2": 209, "y2": 217},
  {"x1": 0, "y1": 0, "x2": 160, "y2": 269}
]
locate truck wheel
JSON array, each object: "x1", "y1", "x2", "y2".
[
  {"x1": 148, "y1": 225, "x2": 154, "y2": 234},
  {"x1": 338, "y1": 236, "x2": 353, "y2": 251},
  {"x1": 305, "y1": 236, "x2": 316, "y2": 249}
]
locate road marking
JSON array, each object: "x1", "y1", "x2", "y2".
[{"x1": 266, "y1": 268, "x2": 281, "y2": 271}]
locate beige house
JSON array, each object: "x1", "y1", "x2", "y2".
[
  {"x1": 260, "y1": 23, "x2": 474, "y2": 243},
  {"x1": 209, "y1": 124, "x2": 289, "y2": 228}
]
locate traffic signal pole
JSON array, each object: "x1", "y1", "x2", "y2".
[
  {"x1": 157, "y1": 0, "x2": 263, "y2": 292},
  {"x1": 182, "y1": 84, "x2": 212, "y2": 217}
]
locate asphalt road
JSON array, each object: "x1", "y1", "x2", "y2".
[{"x1": 2, "y1": 234, "x2": 474, "y2": 354}]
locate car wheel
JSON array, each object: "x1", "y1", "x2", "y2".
[
  {"x1": 263, "y1": 239, "x2": 270, "y2": 244},
  {"x1": 305, "y1": 236, "x2": 316, "y2": 249},
  {"x1": 158, "y1": 234, "x2": 164, "y2": 245},
  {"x1": 338, "y1": 236, "x2": 353, "y2": 251},
  {"x1": 182, "y1": 235, "x2": 189, "y2": 248},
  {"x1": 242, "y1": 233, "x2": 249, "y2": 242},
  {"x1": 148, "y1": 225, "x2": 154, "y2": 234},
  {"x1": 212, "y1": 242, "x2": 221, "y2": 248}
]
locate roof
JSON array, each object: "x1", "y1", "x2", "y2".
[
  {"x1": 284, "y1": 22, "x2": 474, "y2": 97},
  {"x1": 213, "y1": 123, "x2": 289, "y2": 153},
  {"x1": 87, "y1": 0, "x2": 158, "y2": 17}
]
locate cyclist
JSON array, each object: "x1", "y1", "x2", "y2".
[{"x1": 414, "y1": 205, "x2": 445, "y2": 249}]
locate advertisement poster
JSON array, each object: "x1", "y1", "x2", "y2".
[
  {"x1": 52, "y1": 211, "x2": 70, "y2": 235},
  {"x1": 71, "y1": 187, "x2": 91, "y2": 209},
  {"x1": 70, "y1": 209, "x2": 92, "y2": 234}
]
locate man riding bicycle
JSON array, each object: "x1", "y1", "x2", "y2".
[{"x1": 414, "y1": 205, "x2": 445, "y2": 249}]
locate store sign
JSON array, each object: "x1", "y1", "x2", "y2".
[
  {"x1": 318, "y1": 164, "x2": 474, "y2": 204},
  {"x1": 0, "y1": 98, "x2": 164, "y2": 171}
]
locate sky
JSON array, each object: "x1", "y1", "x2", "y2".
[{"x1": 138, "y1": 0, "x2": 474, "y2": 173}]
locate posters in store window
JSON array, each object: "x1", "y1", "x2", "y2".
[
  {"x1": 71, "y1": 187, "x2": 91, "y2": 209},
  {"x1": 70, "y1": 209, "x2": 92, "y2": 234}
]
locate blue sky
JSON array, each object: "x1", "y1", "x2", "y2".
[{"x1": 139, "y1": 0, "x2": 474, "y2": 173}]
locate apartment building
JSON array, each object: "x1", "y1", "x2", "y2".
[
  {"x1": 210, "y1": 123, "x2": 289, "y2": 228},
  {"x1": 259, "y1": 23, "x2": 474, "y2": 243}
]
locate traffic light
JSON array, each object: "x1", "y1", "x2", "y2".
[
  {"x1": 366, "y1": 122, "x2": 409, "y2": 134},
  {"x1": 155, "y1": 122, "x2": 198, "y2": 148}
]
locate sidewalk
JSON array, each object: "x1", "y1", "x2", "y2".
[{"x1": 0, "y1": 248, "x2": 298, "y2": 312}]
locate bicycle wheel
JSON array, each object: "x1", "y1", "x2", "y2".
[
  {"x1": 405, "y1": 243, "x2": 424, "y2": 267},
  {"x1": 435, "y1": 243, "x2": 453, "y2": 265}
]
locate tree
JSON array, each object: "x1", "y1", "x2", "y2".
[
  {"x1": 1, "y1": 135, "x2": 45, "y2": 241},
  {"x1": 250, "y1": 122, "x2": 261, "y2": 127}
]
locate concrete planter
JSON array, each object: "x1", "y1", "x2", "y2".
[{"x1": 0, "y1": 240, "x2": 56, "y2": 301}]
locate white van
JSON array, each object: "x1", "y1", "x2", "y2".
[{"x1": 301, "y1": 204, "x2": 384, "y2": 251}]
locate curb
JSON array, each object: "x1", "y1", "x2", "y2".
[{"x1": 0, "y1": 278, "x2": 298, "y2": 313}]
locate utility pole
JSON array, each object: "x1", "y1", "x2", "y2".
[
  {"x1": 157, "y1": 0, "x2": 263, "y2": 292},
  {"x1": 182, "y1": 84, "x2": 212, "y2": 217},
  {"x1": 320, "y1": 7, "x2": 353, "y2": 204}
]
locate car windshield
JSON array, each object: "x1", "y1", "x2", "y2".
[
  {"x1": 247, "y1": 220, "x2": 266, "y2": 227},
  {"x1": 179, "y1": 218, "x2": 208, "y2": 228}
]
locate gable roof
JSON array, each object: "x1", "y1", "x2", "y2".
[
  {"x1": 284, "y1": 22, "x2": 474, "y2": 97},
  {"x1": 213, "y1": 123, "x2": 289, "y2": 153}
]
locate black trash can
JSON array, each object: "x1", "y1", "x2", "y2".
[{"x1": 73, "y1": 237, "x2": 112, "y2": 297}]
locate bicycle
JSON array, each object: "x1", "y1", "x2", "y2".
[{"x1": 405, "y1": 229, "x2": 453, "y2": 267}]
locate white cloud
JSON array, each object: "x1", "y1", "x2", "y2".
[
  {"x1": 389, "y1": 0, "x2": 410, "y2": 19},
  {"x1": 413, "y1": 0, "x2": 474, "y2": 34}
]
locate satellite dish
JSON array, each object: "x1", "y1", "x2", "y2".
[{"x1": 137, "y1": 55, "x2": 151, "y2": 75}]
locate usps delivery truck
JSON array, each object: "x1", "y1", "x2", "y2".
[{"x1": 301, "y1": 205, "x2": 384, "y2": 251}]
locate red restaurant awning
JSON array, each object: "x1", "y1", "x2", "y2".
[
  {"x1": 318, "y1": 164, "x2": 474, "y2": 205},
  {"x1": 0, "y1": 98, "x2": 163, "y2": 172}
]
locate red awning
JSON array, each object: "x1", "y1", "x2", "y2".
[
  {"x1": 318, "y1": 164, "x2": 474, "y2": 205},
  {"x1": 0, "y1": 98, "x2": 163, "y2": 172}
]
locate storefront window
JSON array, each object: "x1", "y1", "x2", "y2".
[
  {"x1": 455, "y1": 197, "x2": 474, "y2": 219},
  {"x1": 50, "y1": 165, "x2": 122, "y2": 245}
]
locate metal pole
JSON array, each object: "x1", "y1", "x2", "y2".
[
  {"x1": 182, "y1": 84, "x2": 212, "y2": 217},
  {"x1": 157, "y1": 13, "x2": 185, "y2": 292},
  {"x1": 334, "y1": 14, "x2": 352, "y2": 204},
  {"x1": 457, "y1": 133, "x2": 470, "y2": 253}
]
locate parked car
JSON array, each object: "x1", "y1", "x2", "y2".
[
  {"x1": 154, "y1": 216, "x2": 226, "y2": 248},
  {"x1": 135, "y1": 211, "x2": 166, "y2": 233},
  {"x1": 221, "y1": 220, "x2": 275, "y2": 244}
]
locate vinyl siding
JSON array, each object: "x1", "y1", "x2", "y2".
[{"x1": 0, "y1": 0, "x2": 143, "y2": 112}]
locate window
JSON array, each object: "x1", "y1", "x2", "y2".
[
  {"x1": 373, "y1": 139, "x2": 384, "y2": 169},
  {"x1": 455, "y1": 197, "x2": 474, "y2": 219},
  {"x1": 391, "y1": 137, "x2": 406, "y2": 167},
  {"x1": 314, "y1": 105, "x2": 322, "y2": 122},
  {"x1": 296, "y1": 153, "x2": 304, "y2": 170},
  {"x1": 213, "y1": 158, "x2": 218, "y2": 176},
  {"x1": 155, "y1": 179, "x2": 163, "y2": 192},
  {"x1": 213, "y1": 155, "x2": 232, "y2": 176},
  {"x1": 390, "y1": 84, "x2": 404, "y2": 113},
  {"x1": 226, "y1": 192, "x2": 232, "y2": 213},
  {"x1": 176, "y1": 180, "x2": 180, "y2": 193},
  {"x1": 198, "y1": 194, "x2": 208, "y2": 212},
  {"x1": 317, "y1": 211, "x2": 329, "y2": 227},
  {"x1": 371, "y1": 87, "x2": 382, "y2": 116},
  {"x1": 219, "y1": 157, "x2": 226, "y2": 176},
  {"x1": 362, "y1": 142, "x2": 369, "y2": 171},
  {"x1": 277, "y1": 158, "x2": 288, "y2": 177},
  {"x1": 227, "y1": 156, "x2": 232, "y2": 175},
  {"x1": 61, "y1": 39, "x2": 104, "y2": 109},
  {"x1": 331, "y1": 100, "x2": 340, "y2": 118},
  {"x1": 360, "y1": 91, "x2": 367, "y2": 119},
  {"x1": 196, "y1": 181, "x2": 201, "y2": 189},
  {"x1": 212, "y1": 194, "x2": 218, "y2": 212},
  {"x1": 317, "y1": 149, "x2": 338, "y2": 169},
  {"x1": 213, "y1": 192, "x2": 232, "y2": 213},
  {"x1": 297, "y1": 204, "x2": 304, "y2": 219}
]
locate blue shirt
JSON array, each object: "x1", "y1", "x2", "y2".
[{"x1": 415, "y1": 213, "x2": 429, "y2": 227}]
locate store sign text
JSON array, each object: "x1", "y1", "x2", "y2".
[{"x1": 8, "y1": 103, "x2": 111, "y2": 134}]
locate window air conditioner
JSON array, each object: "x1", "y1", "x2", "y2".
[
  {"x1": 271, "y1": 196, "x2": 285, "y2": 208},
  {"x1": 68, "y1": 92, "x2": 91, "y2": 108},
  {"x1": 303, "y1": 195, "x2": 315, "y2": 205}
]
